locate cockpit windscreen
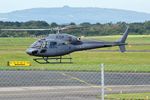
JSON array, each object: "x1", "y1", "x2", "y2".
[{"x1": 30, "y1": 39, "x2": 47, "y2": 48}]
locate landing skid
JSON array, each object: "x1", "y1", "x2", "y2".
[{"x1": 33, "y1": 56, "x2": 72, "y2": 64}]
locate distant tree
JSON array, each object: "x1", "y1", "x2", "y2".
[
  {"x1": 0, "y1": 21, "x2": 150, "y2": 37},
  {"x1": 22, "y1": 21, "x2": 49, "y2": 28},
  {"x1": 51, "y1": 22, "x2": 58, "y2": 27},
  {"x1": 80, "y1": 22, "x2": 91, "y2": 27},
  {"x1": 95, "y1": 22, "x2": 101, "y2": 25},
  {"x1": 69, "y1": 22, "x2": 76, "y2": 25},
  {"x1": 144, "y1": 21, "x2": 150, "y2": 30}
]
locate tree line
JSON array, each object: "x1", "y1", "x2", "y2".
[{"x1": 0, "y1": 21, "x2": 150, "y2": 37}]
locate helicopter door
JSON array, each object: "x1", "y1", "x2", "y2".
[
  {"x1": 57, "y1": 42, "x2": 71, "y2": 53},
  {"x1": 48, "y1": 41, "x2": 58, "y2": 55},
  {"x1": 49, "y1": 41, "x2": 57, "y2": 48}
]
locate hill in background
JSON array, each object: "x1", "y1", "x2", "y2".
[{"x1": 0, "y1": 6, "x2": 150, "y2": 24}]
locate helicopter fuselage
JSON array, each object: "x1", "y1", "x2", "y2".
[
  {"x1": 1, "y1": 25, "x2": 129, "y2": 63},
  {"x1": 26, "y1": 33, "x2": 127, "y2": 57}
]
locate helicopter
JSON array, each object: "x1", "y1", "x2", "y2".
[{"x1": 1, "y1": 25, "x2": 129, "y2": 63}]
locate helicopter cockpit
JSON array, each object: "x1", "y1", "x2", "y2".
[{"x1": 30, "y1": 39, "x2": 48, "y2": 49}]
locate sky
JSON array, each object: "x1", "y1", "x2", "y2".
[{"x1": 0, "y1": 0, "x2": 150, "y2": 13}]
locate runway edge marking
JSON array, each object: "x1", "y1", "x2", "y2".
[{"x1": 59, "y1": 72, "x2": 112, "y2": 91}]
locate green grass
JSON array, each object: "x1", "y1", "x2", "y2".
[
  {"x1": 105, "y1": 93, "x2": 150, "y2": 100},
  {"x1": 0, "y1": 51, "x2": 150, "y2": 72},
  {"x1": 0, "y1": 37, "x2": 36, "y2": 45},
  {"x1": 85, "y1": 35, "x2": 150, "y2": 44},
  {"x1": 0, "y1": 35, "x2": 150, "y2": 71}
]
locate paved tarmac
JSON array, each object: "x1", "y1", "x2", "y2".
[
  {"x1": 0, "y1": 71, "x2": 149, "y2": 100},
  {"x1": 0, "y1": 71, "x2": 150, "y2": 87},
  {"x1": 0, "y1": 85, "x2": 150, "y2": 100}
]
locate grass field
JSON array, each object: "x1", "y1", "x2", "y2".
[
  {"x1": 105, "y1": 93, "x2": 150, "y2": 100},
  {"x1": 85, "y1": 35, "x2": 150, "y2": 44},
  {"x1": 0, "y1": 35, "x2": 150, "y2": 71}
]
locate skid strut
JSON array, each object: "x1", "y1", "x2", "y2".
[{"x1": 33, "y1": 55, "x2": 72, "y2": 64}]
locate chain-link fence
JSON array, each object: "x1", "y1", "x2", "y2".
[
  {"x1": 101, "y1": 64, "x2": 150, "y2": 100},
  {"x1": 0, "y1": 71, "x2": 101, "y2": 100},
  {"x1": 0, "y1": 64, "x2": 149, "y2": 100}
]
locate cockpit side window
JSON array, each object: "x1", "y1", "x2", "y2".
[
  {"x1": 41, "y1": 41, "x2": 48, "y2": 48},
  {"x1": 30, "y1": 39, "x2": 48, "y2": 49},
  {"x1": 49, "y1": 41, "x2": 57, "y2": 48},
  {"x1": 30, "y1": 40, "x2": 43, "y2": 48}
]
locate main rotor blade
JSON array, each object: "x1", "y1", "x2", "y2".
[
  {"x1": 0, "y1": 29, "x2": 52, "y2": 31},
  {"x1": 0, "y1": 25, "x2": 87, "y2": 32},
  {"x1": 61, "y1": 25, "x2": 87, "y2": 31}
]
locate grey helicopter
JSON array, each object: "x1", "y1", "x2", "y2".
[{"x1": 1, "y1": 25, "x2": 129, "y2": 63}]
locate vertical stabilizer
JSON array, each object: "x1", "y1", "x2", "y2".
[
  {"x1": 117, "y1": 26, "x2": 129, "y2": 43},
  {"x1": 117, "y1": 26, "x2": 129, "y2": 52}
]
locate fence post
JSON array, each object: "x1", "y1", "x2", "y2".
[{"x1": 101, "y1": 64, "x2": 104, "y2": 100}]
